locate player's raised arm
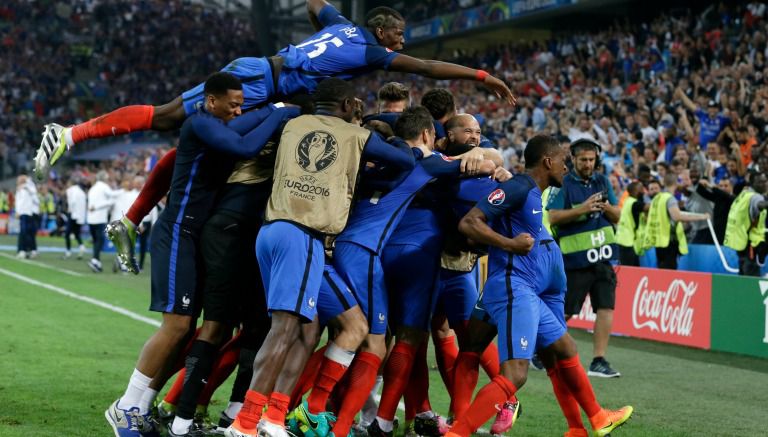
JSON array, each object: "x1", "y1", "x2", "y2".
[
  {"x1": 307, "y1": 0, "x2": 330, "y2": 30},
  {"x1": 307, "y1": 0, "x2": 351, "y2": 30},
  {"x1": 389, "y1": 55, "x2": 516, "y2": 105}
]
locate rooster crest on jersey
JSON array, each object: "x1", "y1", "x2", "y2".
[
  {"x1": 488, "y1": 188, "x2": 505, "y2": 205},
  {"x1": 296, "y1": 130, "x2": 338, "y2": 173}
]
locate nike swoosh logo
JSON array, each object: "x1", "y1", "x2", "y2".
[
  {"x1": 532, "y1": 209, "x2": 543, "y2": 214},
  {"x1": 307, "y1": 415, "x2": 320, "y2": 429}
]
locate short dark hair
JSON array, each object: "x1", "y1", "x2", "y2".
[
  {"x1": 313, "y1": 78, "x2": 356, "y2": 106},
  {"x1": 203, "y1": 72, "x2": 242, "y2": 97},
  {"x1": 365, "y1": 7, "x2": 405, "y2": 31},
  {"x1": 421, "y1": 89, "x2": 455, "y2": 120},
  {"x1": 627, "y1": 181, "x2": 643, "y2": 196},
  {"x1": 394, "y1": 106, "x2": 433, "y2": 140},
  {"x1": 524, "y1": 135, "x2": 561, "y2": 169},
  {"x1": 378, "y1": 82, "x2": 410, "y2": 103}
]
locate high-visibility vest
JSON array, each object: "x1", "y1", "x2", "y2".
[
  {"x1": 643, "y1": 191, "x2": 688, "y2": 255},
  {"x1": 724, "y1": 189, "x2": 766, "y2": 251}
]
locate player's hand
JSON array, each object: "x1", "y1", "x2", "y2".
[
  {"x1": 455, "y1": 147, "x2": 485, "y2": 175},
  {"x1": 493, "y1": 167, "x2": 513, "y2": 182},
  {"x1": 698, "y1": 178, "x2": 710, "y2": 188},
  {"x1": 484, "y1": 75, "x2": 516, "y2": 106},
  {"x1": 507, "y1": 233, "x2": 534, "y2": 255}
]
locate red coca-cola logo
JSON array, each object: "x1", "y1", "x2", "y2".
[
  {"x1": 632, "y1": 276, "x2": 696, "y2": 336},
  {"x1": 568, "y1": 266, "x2": 711, "y2": 349}
]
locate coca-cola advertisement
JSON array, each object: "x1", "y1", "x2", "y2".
[{"x1": 568, "y1": 266, "x2": 712, "y2": 349}]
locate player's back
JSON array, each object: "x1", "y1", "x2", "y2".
[{"x1": 276, "y1": 5, "x2": 397, "y2": 97}]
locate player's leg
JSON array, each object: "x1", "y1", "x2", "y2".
[
  {"x1": 431, "y1": 313, "x2": 458, "y2": 393},
  {"x1": 36, "y1": 57, "x2": 275, "y2": 178},
  {"x1": 330, "y1": 243, "x2": 388, "y2": 437},
  {"x1": 372, "y1": 243, "x2": 438, "y2": 436},
  {"x1": 216, "y1": 324, "x2": 267, "y2": 434},
  {"x1": 169, "y1": 211, "x2": 253, "y2": 435},
  {"x1": 264, "y1": 319, "x2": 321, "y2": 436},
  {"x1": 228, "y1": 222, "x2": 324, "y2": 436},
  {"x1": 445, "y1": 285, "x2": 538, "y2": 437},
  {"x1": 292, "y1": 267, "x2": 367, "y2": 437},
  {"x1": 108, "y1": 148, "x2": 177, "y2": 274},
  {"x1": 543, "y1": 252, "x2": 632, "y2": 437}
]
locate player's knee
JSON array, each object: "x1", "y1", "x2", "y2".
[
  {"x1": 198, "y1": 321, "x2": 227, "y2": 345},
  {"x1": 267, "y1": 311, "x2": 301, "y2": 340},
  {"x1": 344, "y1": 311, "x2": 369, "y2": 345},
  {"x1": 500, "y1": 360, "x2": 529, "y2": 388},
  {"x1": 160, "y1": 313, "x2": 195, "y2": 341}
]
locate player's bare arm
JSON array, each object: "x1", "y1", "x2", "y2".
[
  {"x1": 389, "y1": 55, "x2": 516, "y2": 105},
  {"x1": 459, "y1": 207, "x2": 534, "y2": 255},
  {"x1": 306, "y1": 0, "x2": 329, "y2": 31}
]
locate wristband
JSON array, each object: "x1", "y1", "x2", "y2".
[{"x1": 476, "y1": 69, "x2": 489, "y2": 82}]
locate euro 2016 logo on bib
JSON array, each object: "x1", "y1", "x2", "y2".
[
  {"x1": 488, "y1": 188, "x2": 505, "y2": 205},
  {"x1": 296, "y1": 131, "x2": 338, "y2": 173}
]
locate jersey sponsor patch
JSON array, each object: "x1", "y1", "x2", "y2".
[
  {"x1": 488, "y1": 188, "x2": 505, "y2": 205},
  {"x1": 296, "y1": 131, "x2": 338, "y2": 173}
]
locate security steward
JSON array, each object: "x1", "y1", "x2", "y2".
[
  {"x1": 615, "y1": 181, "x2": 647, "y2": 266},
  {"x1": 546, "y1": 138, "x2": 622, "y2": 378},
  {"x1": 724, "y1": 172, "x2": 768, "y2": 276}
]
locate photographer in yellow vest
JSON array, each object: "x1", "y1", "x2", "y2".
[
  {"x1": 642, "y1": 173, "x2": 709, "y2": 270},
  {"x1": 615, "y1": 181, "x2": 647, "y2": 266},
  {"x1": 723, "y1": 172, "x2": 768, "y2": 276}
]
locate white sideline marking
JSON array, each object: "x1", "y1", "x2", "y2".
[
  {"x1": 0, "y1": 267, "x2": 160, "y2": 327},
  {"x1": 0, "y1": 252, "x2": 84, "y2": 277}
]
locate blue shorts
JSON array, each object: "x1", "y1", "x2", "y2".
[
  {"x1": 470, "y1": 290, "x2": 493, "y2": 325},
  {"x1": 256, "y1": 221, "x2": 324, "y2": 322},
  {"x1": 333, "y1": 242, "x2": 388, "y2": 335},
  {"x1": 150, "y1": 219, "x2": 203, "y2": 316},
  {"x1": 317, "y1": 264, "x2": 358, "y2": 327},
  {"x1": 382, "y1": 243, "x2": 441, "y2": 332},
  {"x1": 483, "y1": 276, "x2": 566, "y2": 361},
  {"x1": 182, "y1": 57, "x2": 276, "y2": 116},
  {"x1": 434, "y1": 268, "x2": 480, "y2": 326}
]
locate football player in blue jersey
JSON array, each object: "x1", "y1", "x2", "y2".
[
  {"x1": 445, "y1": 135, "x2": 633, "y2": 437},
  {"x1": 36, "y1": 0, "x2": 515, "y2": 178},
  {"x1": 329, "y1": 107, "x2": 500, "y2": 437},
  {"x1": 369, "y1": 113, "x2": 505, "y2": 437},
  {"x1": 104, "y1": 72, "x2": 301, "y2": 437}
]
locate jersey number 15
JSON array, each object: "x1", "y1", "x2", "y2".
[{"x1": 296, "y1": 33, "x2": 344, "y2": 59}]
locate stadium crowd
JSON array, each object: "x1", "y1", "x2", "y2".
[
  {"x1": 0, "y1": 0, "x2": 255, "y2": 177},
  {"x1": 4, "y1": 0, "x2": 766, "y2": 274}
]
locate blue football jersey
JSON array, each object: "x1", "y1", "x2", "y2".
[
  {"x1": 276, "y1": 5, "x2": 398, "y2": 97},
  {"x1": 475, "y1": 174, "x2": 547, "y2": 284},
  {"x1": 337, "y1": 151, "x2": 461, "y2": 254}
]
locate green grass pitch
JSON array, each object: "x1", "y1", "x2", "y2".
[{"x1": 1, "y1": 235, "x2": 767, "y2": 436}]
